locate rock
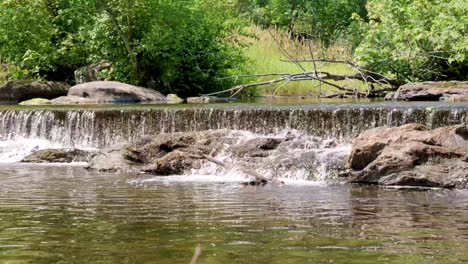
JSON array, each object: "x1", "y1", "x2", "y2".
[
  {"x1": 88, "y1": 131, "x2": 230, "y2": 174},
  {"x1": 230, "y1": 138, "x2": 283, "y2": 157},
  {"x1": 145, "y1": 150, "x2": 201, "y2": 175},
  {"x1": 66, "y1": 81, "x2": 167, "y2": 103},
  {"x1": 393, "y1": 81, "x2": 468, "y2": 101},
  {"x1": 0, "y1": 80, "x2": 70, "y2": 103},
  {"x1": 87, "y1": 143, "x2": 145, "y2": 173},
  {"x1": 19, "y1": 98, "x2": 52, "y2": 105},
  {"x1": 384, "y1": 92, "x2": 395, "y2": 101},
  {"x1": 441, "y1": 94, "x2": 468, "y2": 102},
  {"x1": 166, "y1": 94, "x2": 184, "y2": 104},
  {"x1": 21, "y1": 149, "x2": 98, "y2": 163},
  {"x1": 74, "y1": 60, "x2": 112, "y2": 84},
  {"x1": 187, "y1": 96, "x2": 210, "y2": 104},
  {"x1": 347, "y1": 124, "x2": 468, "y2": 188},
  {"x1": 51, "y1": 95, "x2": 96, "y2": 104}
]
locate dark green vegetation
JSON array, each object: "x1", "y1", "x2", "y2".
[{"x1": 0, "y1": 0, "x2": 466, "y2": 96}]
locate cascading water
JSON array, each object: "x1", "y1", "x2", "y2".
[{"x1": 0, "y1": 103, "x2": 467, "y2": 180}]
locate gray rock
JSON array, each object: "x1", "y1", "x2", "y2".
[
  {"x1": 21, "y1": 149, "x2": 98, "y2": 163},
  {"x1": 52, "y1": 95, "x2": 95, "y2": 105},
  {"x1": 67, "y1": 81, "x2": 166, "y2": 103},
  {"x1": 384, "y1": 92, "x2": 395, "y2": 101},
  {"x1": 187, "y1": 97, "x2": 210, "y2": 104},
  {"x1": 0, "y1": 80, "x2": 70, "y2": 103},
  {"x1": 347, "y1": 123, "x2": 468, "y2": 188},
  {"x1": 393, "y1": 81, "x2": 468, "y2": 101}
]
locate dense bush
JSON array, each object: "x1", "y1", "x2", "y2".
[
  {"x1": 0, "y1": 0, "x2": 246, "y2": 96},
  {"x1": 354, "y1": 0, "x2": 468, "y2": 82},
  {"x1": 237, "y1": 0, "x2": 368, "y2": 46}
]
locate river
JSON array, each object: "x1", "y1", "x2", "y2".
[{"x1": 0, "y1": 101, "x2": 467, "y2": 263}]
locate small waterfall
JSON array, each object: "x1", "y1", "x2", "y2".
[
  {"x1": 0, "y1": 104, "x2": 466, "y2": 180},
  {"x1": 0, "y1": 104, "x2": 467, "y2": 149}
]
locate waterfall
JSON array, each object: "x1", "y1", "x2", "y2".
[{"x1": 0, "y1": 104, "x2": 467, "y2": 149}]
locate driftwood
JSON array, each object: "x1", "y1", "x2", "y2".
[
  {"x1": 205, "y1": 59, "x2": 400, "y2": 98},
  {"x1": 204, "y1": 27, "x2": 400, "y2": 98},
  {"x1": 187, "y1": 153, "x2": 283, "y2": 186}
]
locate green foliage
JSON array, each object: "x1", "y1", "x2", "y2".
[
  {"x1": 355, "y1": 0, "x2": 468, "y2": 82},
  {"x1": 238, "y1": 0, "x2": 368, "y2": 46},
  {"x1": 0, "y1": 0, "x2": 246, "y2": 96}
]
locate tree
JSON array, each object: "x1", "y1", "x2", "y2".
[
  {"x1": 239, "y1": 0, "x2": 368, "y2": 46},
  {"x1": 0, "y1": 0, "x2": 246, "y2": 96},
  {"x1": 354, "y1": 0, "x2": 468, "y2": 82}
]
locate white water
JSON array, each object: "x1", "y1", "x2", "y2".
[
  {"x1": 0, "y1": 137, "x2": 63, "y2": 163},
  {"x1": 0, "y1": 105, "x2": 466, "y2": 183}
]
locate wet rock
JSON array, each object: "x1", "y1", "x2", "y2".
[
  {"x1": 88, "y1": 131, "x2": 231, "y2": 174},
  {"x1": 65, "y1": 81, "x2": 166, "y2": 103},
  {"x1": 392, "y1": 81, "x2": 468, "y2": 101},
  {"x1": 19, "y1": 98, "x2": 52, "y2": 105},
  {"x1": 144, "y1": 151, "x2": 201, "y2": 175},
  {"x1": 347, "y1": 124, "x2": 468, "y2": 188},
  {"x1": 52, "y1": 95, "x2": 95, "y2": 104},
  {"x1": 87, "y1": 144, "x2": 138, "y2": 173},
  {"x1": 187, "y1": 96, "x2": 210, "y2": 104},
  {"x1": 166, "y1": 94, "x2": 184, "y2": 104},
  {"x1": 231, "y1": 138, "x2": 283, "y2": 157},
  {"x1": 22, "y1": 149, "x2": 98, "y2": 163},
  {"x1": 384, "y1": 92, "x2": 395, "y2": 101},
  {"x1": 0, "y1": 80, "x2": 70, "y2": 103}
]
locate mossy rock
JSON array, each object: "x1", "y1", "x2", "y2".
[
  {"x1": 19, "y1": 98, "x2": 52, "y2": 105},
  {"x1": 22, "y1": 149, "x2": 98, "y2": 163}
]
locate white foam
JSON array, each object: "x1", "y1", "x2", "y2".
[
  {"x1": 0, "y1": 137, "x2": 63, "y2": 163},
  {"x1": 132, "y1": 174, "x2": 250, "y2": 184}
]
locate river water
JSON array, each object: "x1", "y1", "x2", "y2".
[
  {"x1": 0, "y1": 101, "x2": 467, "y2": 263},
  {"x1": 0, "y1": 164, "x2": 467, "y2": 263}
]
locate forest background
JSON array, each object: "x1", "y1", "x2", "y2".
[{"x1": 0, "y1": 0, "x2": 466, "y2": 97}]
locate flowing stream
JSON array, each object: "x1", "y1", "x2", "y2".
[{"x1": 0, "y1": 102, "x2": 467, "y2": 263}]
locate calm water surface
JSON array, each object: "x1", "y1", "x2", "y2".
[{"x1": 0, "y1": 164, "x2": 467, "y2": 264}]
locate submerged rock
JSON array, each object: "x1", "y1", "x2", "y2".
[
  {"x1": 346, "y1": 123, "x2": 468, "y2": 188},
  {"x1": 390, "y1": 81, "x2": 468, "y2": 101},
  {"x1": 0, "y1": 80, "x2": 70, "y2": 103},
  {"x1": 63, "y1": 81, "x2": 167, "y2": 103},
  {"x1": 22, "y1": 149, "x2": 98, "y2": 163}
]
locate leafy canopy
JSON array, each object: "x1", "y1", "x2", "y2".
[
  {"x1": 0, "y1": 0, "x2": 246, "y2": 96},
  {"x1": 354, "y1": 0, "x2": 468, "y2": 82}
]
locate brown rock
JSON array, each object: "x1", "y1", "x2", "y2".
[
  {"x1": 392, "y1": 81, "x2": 468, "y2": 101},
  {"x1": 0, "y1": 80, "x2": 70, "y2": 103},
  {"x1": 347, "y1": 124, "x2": 468, "y2": 188},
  {"x1": 22, "y1": 148, "x2": 98, "y2": 163}
]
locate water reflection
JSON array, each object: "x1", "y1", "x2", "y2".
[{"x1": 0, "y1": 164, "x2": 467, "y2": 263}]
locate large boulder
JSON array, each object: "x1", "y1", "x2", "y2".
[
  {"x1": 0, "y1": 80, "x2": 70, "y2": 103},
  {"x1": 65, "y1": 81, "x2": 167, "y2": 103},
  {"x1": 346, "y1": 124, "x2": 468, "y2": 188},
  {"x1": 21, "y1": 149, "x2": 98, "y2": 163},
  {"x1": 389, "y1": 81, "x2": 468, "y2": 101}
]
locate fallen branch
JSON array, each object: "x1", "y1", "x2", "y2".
[{"x1": 187, "y1": 153, "x2": 283, "y2": 185}]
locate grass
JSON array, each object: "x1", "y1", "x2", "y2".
[{"x1": 239, "y1": 26, "x2": 370, "y2": 97}]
